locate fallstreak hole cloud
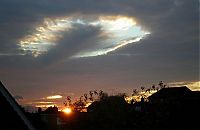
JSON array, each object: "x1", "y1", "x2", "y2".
[{"x1": 19, "y1": 15, "x2": 150, "y2": 58}]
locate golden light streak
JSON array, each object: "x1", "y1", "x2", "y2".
[
  {"x1": 35, "y1": 104, "x2": 57, "y2": 108},
  {"x1": 46, "y1": 95, "x2": 63, "y2": 99},
  {"x1": 37, "y1": 101, "x2": 54, "y2": 104}
]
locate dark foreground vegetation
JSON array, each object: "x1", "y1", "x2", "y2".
[{"x1": 27, "y1": 86, "x2": 200, "y2": 130}]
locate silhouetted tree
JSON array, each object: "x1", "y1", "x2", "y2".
[
  {"x1": 64, "y1": 96, "x2": 72, "y2": 106},
  {"x1": 99, "y1": 91, "x2": 108, "y2": 100},
  {"x1": 99, "y1": 90, "x2": 103, "y2": 98},
  {"x1": 80, "y1": 96, "x2": 84, "y2": 102},
  {"x1": 140, "y1": 86, "x2": 146, "y2": 101},
  {"x1": 38, "y1": 107, "x2": 42, "y2": 113},
  {"x1": 84, "y1": 93, "x2": 88, "y2": 102},
  {"x1": 146, "y1": 88, "x2": 151, "y2": 93},
  {"x1": 141, "y1": 96, "x2": 145, "y2": 103},
  {"x1": 156, "y1": 87, "x2": 160, "y2": 91},
  {"x1": 130, "y1": 98, "x2": 135, "y2": 104},
  {"x1": 158, "y1": 81, "x2": 164, "y2": 89},
  {"x1": 94, "y1": 90, "x2": 98, "y2": 95},
  {"x1": 141, "y1": 86, "x2": 145, "y2": 92},
  {"x1": 67, "y1": 96, "x2": 72, "y2": 105},
  {"x1": 89, "y1": 91, "x2": 94, "y2": 101},
  {"x1": 132, "y1": 89, "x2": 138, "y2": 96},
  {"x1": 73, "y1": 99, "x2": 86, "y2": 112},
  {"x1": 44, "y1": 106, "x2": 58, "y2": 113},
  {"x1": 152, "y1": 84, "x2": 156, "y2": 90}
]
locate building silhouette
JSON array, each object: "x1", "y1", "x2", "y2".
[{"x1": 0, "y1": 81, "x2": 35, "y2": 130}]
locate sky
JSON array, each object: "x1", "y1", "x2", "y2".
[{"x1": 0, "y1": 0, "x2": 199, "y2": 109}]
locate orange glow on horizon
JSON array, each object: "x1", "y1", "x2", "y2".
[{"x1": 62, "y1": 107, "x2": 72, "y2": 114}]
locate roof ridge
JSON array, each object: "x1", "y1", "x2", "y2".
[{"x1": 0, "y1": 81, "x2": 36, "y2": 130}]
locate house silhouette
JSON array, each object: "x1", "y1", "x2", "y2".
[
  {"x1": 148, "y1": 86, "x2": 192, "y2": 103},
  {"x1": 0, "y1": 81, "x2": 35, "y2": 130},
  {"x1": 147, "y1": 86, "x2": 200, "y2": 129}
]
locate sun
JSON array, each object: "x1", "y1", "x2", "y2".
[{"x1": 63, "y1": 107, "x2": 72, "y2": 114}]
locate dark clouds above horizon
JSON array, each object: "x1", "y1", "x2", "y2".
[{"x1": 0, "y1": 0, "x2": 199, "y2": 100}]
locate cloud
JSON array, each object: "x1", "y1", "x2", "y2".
[
  {"x1": 46, "y1": 95, "x2": 63, "y2": 99},
  {"x1": 18, "y1": 15, "x2": 149, "y2": 59}
]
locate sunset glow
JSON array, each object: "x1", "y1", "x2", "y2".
[{"x1": 62, "y1": 107, "x2": 72, "y2": 114}]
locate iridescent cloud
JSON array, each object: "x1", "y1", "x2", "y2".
[
  {"x1": 19, "y1": 17, "x2": 73, "y2": 57},
  {"x1": 19, "y1": 15, "x2": 150, "y2": 58}
]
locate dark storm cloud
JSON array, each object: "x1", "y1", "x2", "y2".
[{"x1": 0, "y1": 0, "x2": 198, "y2": 99}]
